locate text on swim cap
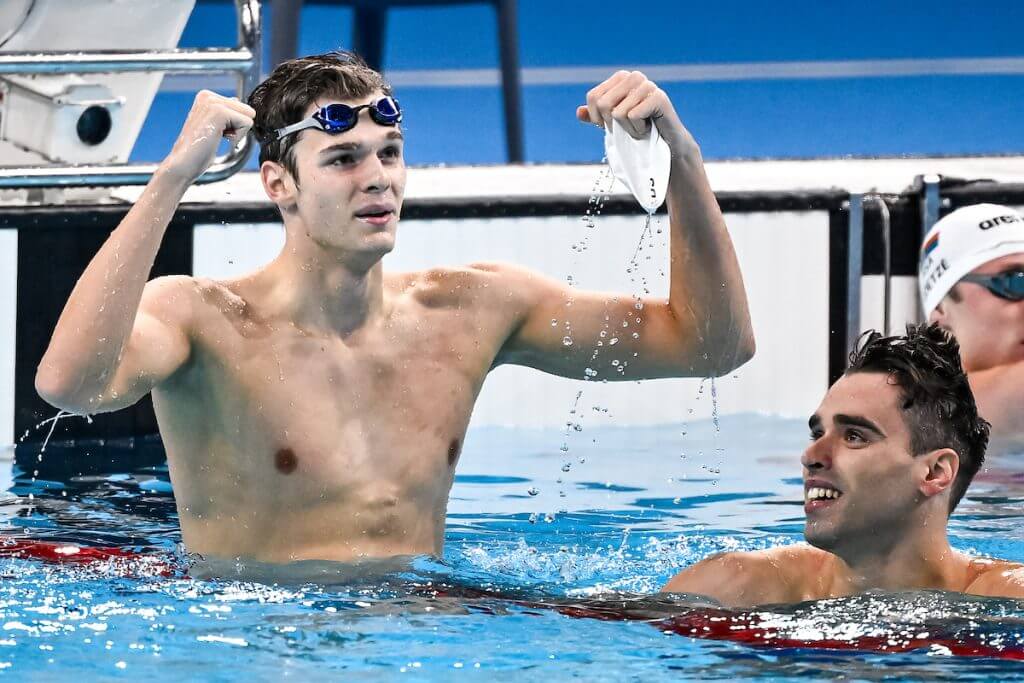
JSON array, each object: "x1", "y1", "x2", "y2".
[
  {"x1": 979, "y1": 215, "x2": 1021, "y2": 230},
  {"x1": 919, "y1": 256, "x2": 949, "y2": 296}
]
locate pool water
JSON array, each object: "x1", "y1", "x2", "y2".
[{"x1": 3, "y1": 414, "x2": 1024, "y2": 679}]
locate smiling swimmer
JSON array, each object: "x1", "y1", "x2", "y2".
[{"x1": 662, "y1": 324, "x2": 1024, "y2": 607}]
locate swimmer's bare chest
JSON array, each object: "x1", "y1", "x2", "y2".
[{"x1": 150, "y1": 287, "x2": 504, "y2": 561}]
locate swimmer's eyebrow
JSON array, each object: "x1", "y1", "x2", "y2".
[
  {"x1": 319, "y1": 133, "x2": 403, "y2": 156},
  {"x1": 834, "y1": 413, "x2": 886, "y2": 438},
  {"x1": 808, "y1": 413, "x2": 885, "y2": 437},
  {"x1": 319, "y1": 142, "x2": 360, "y2": 155}
]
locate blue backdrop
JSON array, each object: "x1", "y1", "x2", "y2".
[{"x1": 132, "y1": 0, "x2": 1024, "y2": 166}]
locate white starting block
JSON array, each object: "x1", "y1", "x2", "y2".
[{"x1": 0, "y1": 0, "x2": 260, "y2": 188}]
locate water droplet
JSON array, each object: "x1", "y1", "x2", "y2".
[
  {"x1": 608, "y1": 337, "x2": 619, "y2": 346},
  {"x1": 611, "y1": 360, "x2": 620, "y2": 367},
  {"x1": 527, "y1": 487, "x2": 540, "y2": 496},
  {"x1": 562, "y1": 336, "x2": 573, "y2": 346},
  {"x1": 550, "y1": 319, "x2": 558, "y2": 327},
  {"x1": 584, "y1": 367, "x2": 597, "y2": 377},
  {"x1": 634, "y1": 301, "x2": 644, "y2": 310},
  {"x1": 561, "y1": 462, "x2": 571, "y2": 472},
  {"x1": 632, "y1": 332, "x2": 640, "y2": 339}
]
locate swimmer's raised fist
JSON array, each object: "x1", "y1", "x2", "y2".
[
  {"x1": 576, "y1": 71, "x2": 697, "y2": 155},
  {"x1": 161, "y1": 90, "x2": 256, "y2": 184}
]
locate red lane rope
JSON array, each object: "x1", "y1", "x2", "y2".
[
  {"x1": 0, "y1": 536, "x2": 172, "y2": 575},
  {"x1": 439, "y1": 587, "x2": 1024, "y2": 660},
  {"x1": 5, "y1": 543, "x2": 1022, "y2": 659}
]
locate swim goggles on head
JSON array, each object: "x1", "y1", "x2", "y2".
[
  {"x1": 960, "y1": 267, "x2": 1024, "y2": 301},
  {"x1": 272, "y1": 97, "x2": 402, "y2": 141}
]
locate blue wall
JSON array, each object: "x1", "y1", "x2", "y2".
[{"x1": 132, "y1": 0, "x2": 1024, "y2": 166}]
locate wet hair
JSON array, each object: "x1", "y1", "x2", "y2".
[
  {"x1": 846, "y1": 323, "x2": 989, "y2": 513},
  {"x1": 247, "y1": 50, "x2": 392, "y2": 184}
]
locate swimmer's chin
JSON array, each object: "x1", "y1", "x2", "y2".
[{"x1": 187, "y1": 552, "x2": 442, "y2": 585}]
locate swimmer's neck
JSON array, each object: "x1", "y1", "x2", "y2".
[
  {"x1": 257, "y1": 235, "x2": 388, "y2": 336},
  {"x1": 826, "y1": 523, "x2": 967, "y2": 595}
]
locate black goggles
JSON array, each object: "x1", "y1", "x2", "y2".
[
  {"x1": 960, "y1": 268, "x2": 1024, "y2": 301},
  {"x1": 272, "y1": 97, "x2": 402, "y2": 141}
]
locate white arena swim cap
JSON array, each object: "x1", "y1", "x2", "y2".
[{"x1": 919, "y1": 203, "x2": 1024, "y2": 316}]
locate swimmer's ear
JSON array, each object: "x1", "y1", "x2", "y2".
[
  {"x1": 260, "y1": 160, "x2": 297, "y2": 211},
  {"x1": 919, "y1": 447, "x2": 958, "y2": 500}
]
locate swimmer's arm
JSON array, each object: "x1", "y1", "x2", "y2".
[
  {"x1": 35, "y1": 91, "x2": 252, "y2": 414},
  {"x1": 37, "y1": 272, "x2": 195, "y2": 414},
  {"x1": 578, "y1": 71, "x2": 755, "y2": 376},
  {"x1": 491, "y1": 261, "x2": 745, "y2": 380},
  {"x1": 660, "y1": 551, "x2": 789, "y2": 608},
  {"x1": 496, "y1": 76, "x2": 752, "y2": 380}
]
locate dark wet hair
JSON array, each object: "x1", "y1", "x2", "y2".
[
  {"x1": 846, "y1": 323, "x2": 989, "y2": 513},
  {"x1": 247, "y1": 50, "x2": 392, "y2": 183}
]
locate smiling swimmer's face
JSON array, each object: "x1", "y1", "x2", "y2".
[{"x1": 802, "y1": 372, "x2": 922, "y2": 554}]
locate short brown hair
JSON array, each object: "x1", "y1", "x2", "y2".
[
  {"x1": 846, "y1": 323, "x2": 990, "y2": 513},
  {"x1": 248, "y1": 51, "x2": 392, "y2": 183}
]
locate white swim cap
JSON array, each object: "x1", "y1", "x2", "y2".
[{"x1": 919, "y1": 203, "x2": 1024, "y2": 316}]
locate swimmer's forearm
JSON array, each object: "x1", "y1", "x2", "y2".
[
  {"x1": 35, "y1": 167, "x2": 189, "y2": 409},
  {"x1": 666, "y1": 148, "x2": 754, "y2": 375}
]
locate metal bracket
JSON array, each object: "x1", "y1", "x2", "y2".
[{"x1": 0, "y1": 0, "x2": 261, "y2": 188}]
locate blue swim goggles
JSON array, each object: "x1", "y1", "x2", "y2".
[
  {"x1": 272, "y1": 96, "x2": 402, "y2": 141},
  {"x1": 960, "y1": 267, "x2": 1024, "y2": 301}
]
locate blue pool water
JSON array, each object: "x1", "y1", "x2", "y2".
[{"x1": 3, "y1": 414, "x2": 1024, "y2": 679}]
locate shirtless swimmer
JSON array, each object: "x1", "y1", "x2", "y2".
[
  {"x1": 36, "y1": 52, "x2": 754, "y2": 565},
  {"x1": 663, "y1": 324, "x2": 1024, "y2": 607}
]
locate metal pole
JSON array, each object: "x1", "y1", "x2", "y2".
[
  {"x1": 269, "y1": 0, "x2": 302, "y2": 70},
  {"x1": 845, "y1": 194, "x2": 864, "y2": 359},
  {"x1": 920, "y1": 173, "x2": 941, "y2": 239},
  {"x1": 0, "y1": 49, "x2": 256, "y2": 75},
  {"x1": 496, "y1": 0, "x2": 524, "y2": 163},
  {"x1": 873, "y1": 195, "x2": 892, "y2": 336}
]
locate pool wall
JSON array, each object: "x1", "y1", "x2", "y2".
[{"x1": 4, "y1": 158, "x2": 1024, "y2": 465}]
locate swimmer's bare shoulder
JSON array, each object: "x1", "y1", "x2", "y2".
[
  {"x1": 99, "y1": 274, "x2": 260, "y2": 407},
  {"x1": 964, "y1": 558, "x2": 1024, "y2": 599},
  {"x1": 661, "y1": 544, "x2": 832, "y2": 608}
]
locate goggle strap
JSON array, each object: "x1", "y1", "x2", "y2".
[{"x1": 273, "y1": 117, "x2": 320, "y2": 141}]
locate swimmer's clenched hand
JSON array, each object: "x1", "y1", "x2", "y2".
[
  {"x1": 162, "y1": 90, "x2": 256, "y2": 183},
  {"x1": 576, "y1": 71, "x2": 697, "y2": 156}
]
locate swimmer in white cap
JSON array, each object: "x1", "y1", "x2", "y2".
[
  {"x1": 663, "y1": 325, "x2": 1024, "y2": 607},
  {"x1": 920, "y1": 203, "x2": 1024, "y2": 454}
]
